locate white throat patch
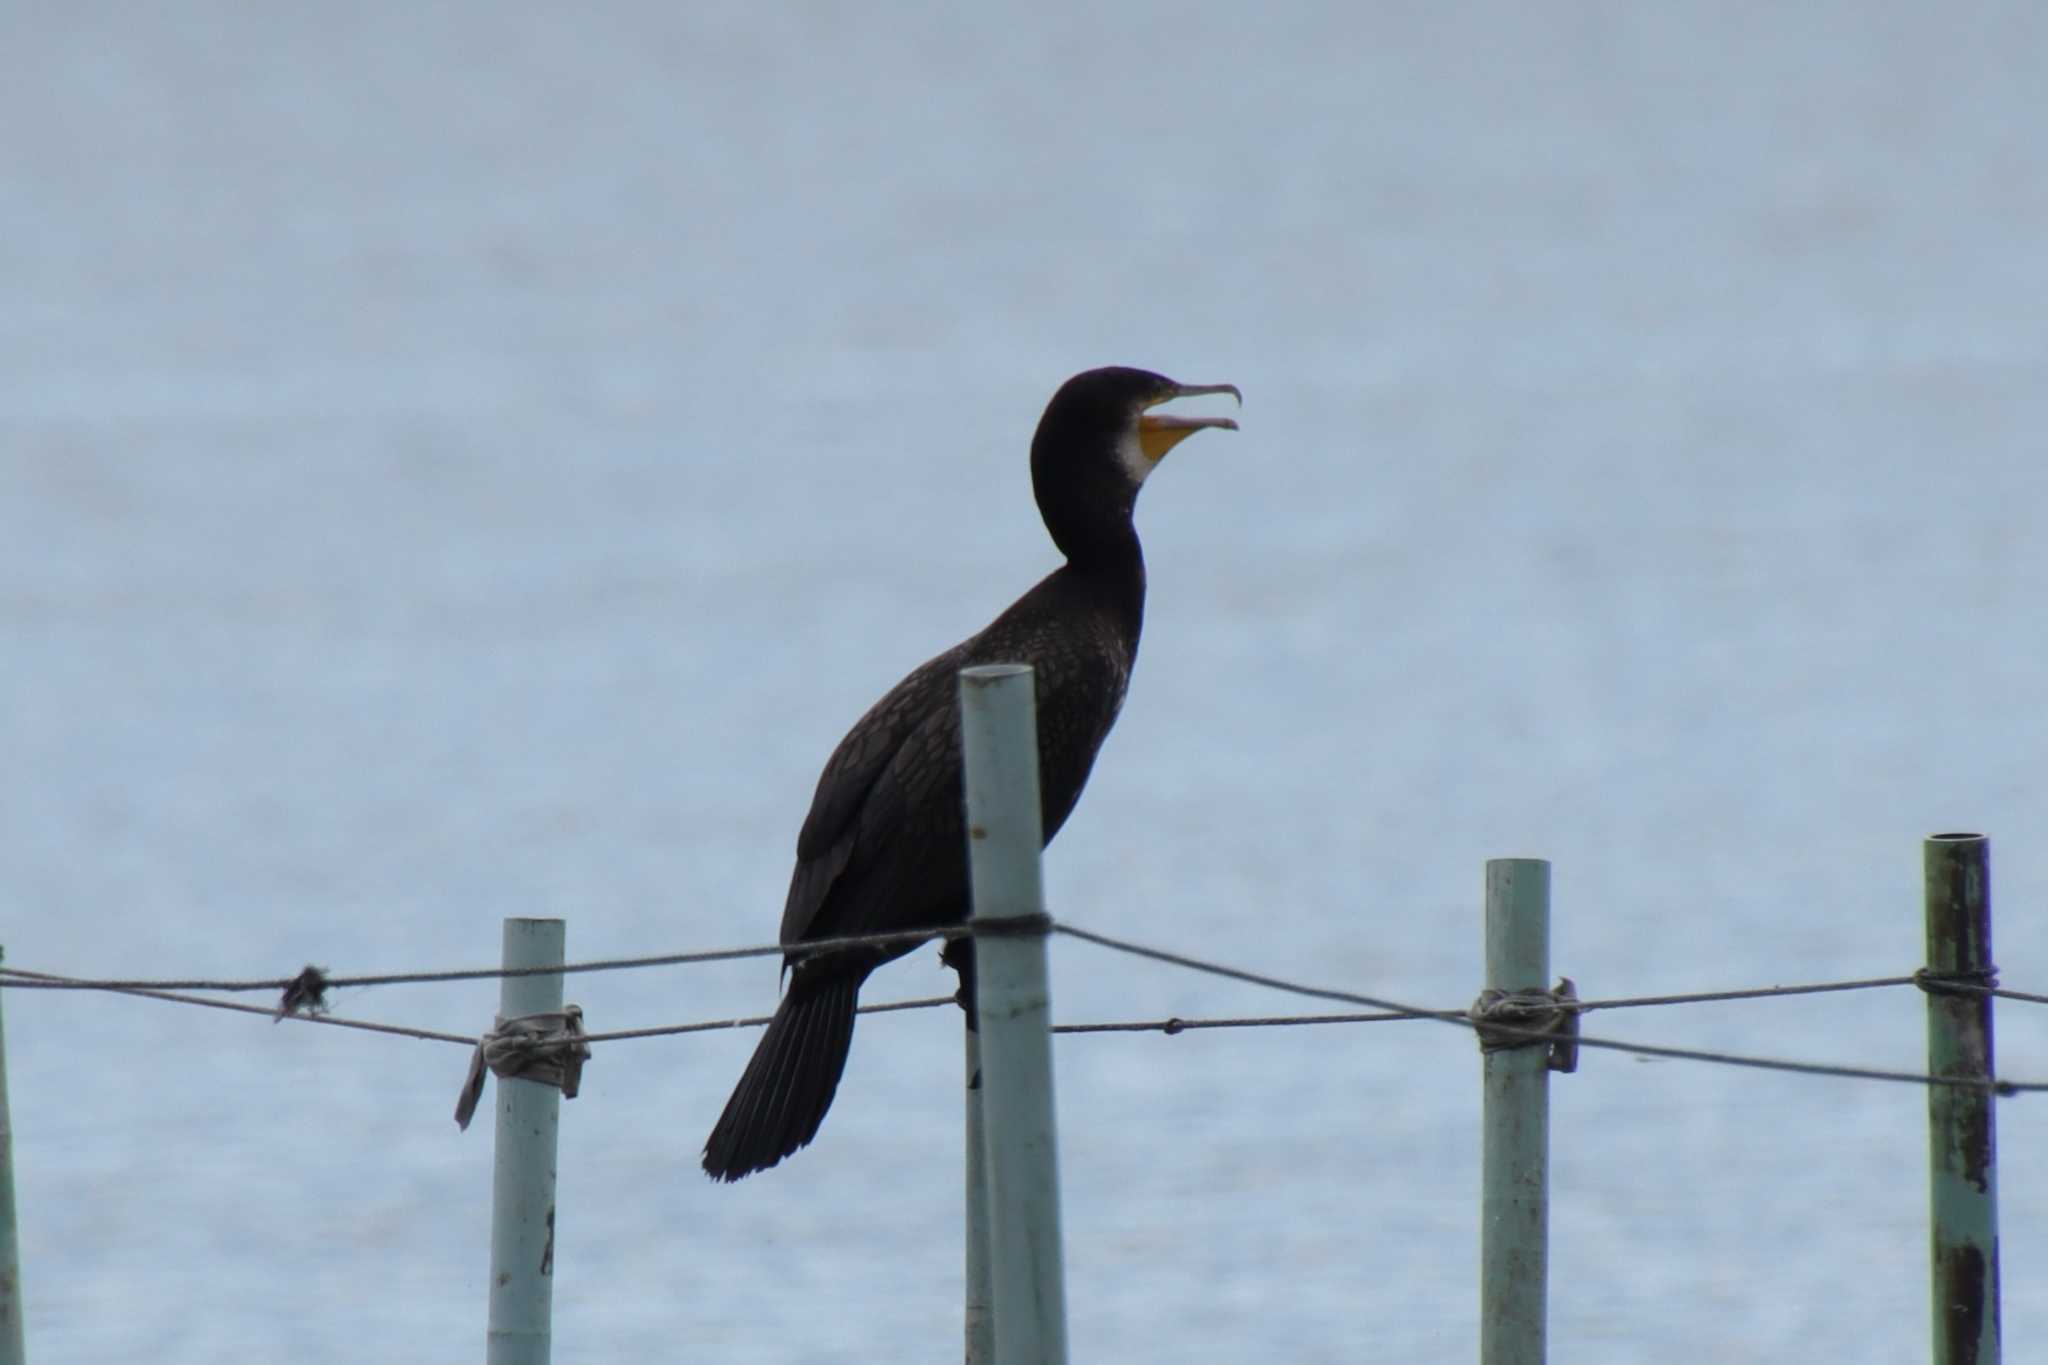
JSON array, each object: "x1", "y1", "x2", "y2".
[{"x1": 1114, "y1": 426, "x2": 1156, "y2": 488}]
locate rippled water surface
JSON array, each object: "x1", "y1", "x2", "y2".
[{"x1": 5, "y1": 5, "x2": 2046, "y2": 1361}]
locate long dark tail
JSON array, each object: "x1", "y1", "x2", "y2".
[{"x1": 702, "y1": 973, "x2": 861, "y2": 1181}]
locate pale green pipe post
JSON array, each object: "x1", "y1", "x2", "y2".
[
  {"x1": 964, "y1": 1027, "x2": 994, "y2": 1364},
  {"x1": 0, "y1": 948, "x2": 26, "y2": 1365},
  {"x1": 487, "y1": 918, "x2": 566, "y2": 1365},
  {"x1": 1924, "y1": 833, "x2": 2000, "y2": 1365},
  {"x1": 1481, "y1": 858, "x2": 1551, "y2": 1365},
  {"x1": 958, "y1": 664, "x2": 1069, "y2": 1365}
]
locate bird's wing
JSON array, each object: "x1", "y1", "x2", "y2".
[{"x1": 778, "y1": 646, "x2": 967, "y2": 948}]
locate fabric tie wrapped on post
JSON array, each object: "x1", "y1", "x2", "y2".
[{"x1": 454, "y1": 1005, "x2": 590, "y2": 1130}]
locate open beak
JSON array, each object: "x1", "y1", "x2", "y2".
[{"x1": 1136, "y1": 382, "x2": 1242, "y2": 463}]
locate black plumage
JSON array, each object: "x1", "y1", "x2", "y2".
[{"x1": 702, "y1": 366, "x2": 1239, "y2": 1181}]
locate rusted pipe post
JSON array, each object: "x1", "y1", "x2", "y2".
[
  {"x1": 1924, "y1": 833, "x2": 2001, "y2": 1365},
  {"x1": 0, "y1": 948, "x2": 25, "y2": 1365}
]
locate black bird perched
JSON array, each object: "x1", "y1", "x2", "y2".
[{"x1": 702, "y1": 366, "x2": 1240, "y2": 1182}]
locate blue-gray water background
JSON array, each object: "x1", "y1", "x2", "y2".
[{"x1": 5, "y1": 5, "x2": 2046, "y2": 1361}]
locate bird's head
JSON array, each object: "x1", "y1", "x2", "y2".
[{"x1": 1030, "y1": 367, "x2": 1240, "y2": 560}]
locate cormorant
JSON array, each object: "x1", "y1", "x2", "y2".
[{"x1": 702, "y1": 366, "x2": 1240, "y2": 1182}]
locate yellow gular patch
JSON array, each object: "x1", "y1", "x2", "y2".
[
  {"x1": 1136, "y1": 413, "x2": 1239, "y2": 464},
  {"x1": 1137, "y1": 417, "x2": 1202, "y2": 463}
]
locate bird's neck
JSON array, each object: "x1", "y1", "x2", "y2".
[{"x1": 1058, "y1": 526, "x2": 1146, "y2": 644}]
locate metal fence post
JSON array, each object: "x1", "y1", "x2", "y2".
[
  {"x1": 0, "y1": 948, "x2": 26, "y2": 1365},
  {"x1": 487, "y1": 918, "x2": 567, "y2": 1365},
  {"x1": 1923, "y1": 833, "x2": 2001, "y2": 1365},
  {"x1": 958, "y1": 664, "x2": 1069, "y2": 1365},
  {"x1": 1479, "y1": 858, "x2": 1552, "y2": 1365}
]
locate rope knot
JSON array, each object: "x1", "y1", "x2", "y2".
[
  {"x1": 454, "y1": 1005, "x2": 591, "y2": 1130},
  {"x1": 273, "y1": 965, "x2": 331, "y2": 1021},
  {"x1": 1470, "y1": 977, "x2": 1580, "y2": 1073}
]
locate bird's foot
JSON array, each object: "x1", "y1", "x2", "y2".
[{"x1": 941, "y1": 934, "x2": 978, "y2": 1028}]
